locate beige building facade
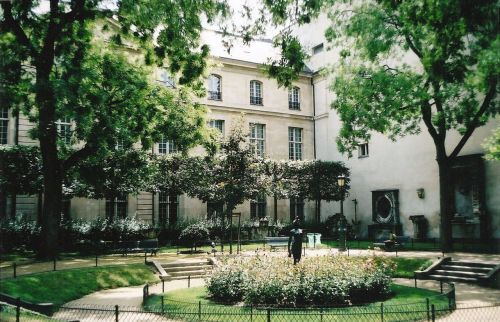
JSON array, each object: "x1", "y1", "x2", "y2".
[
  {"x1": 0, "y1": 32, "x2": 318, "y2": 226},
  {"x1": 1, "y1": 22, "x2": 499, "y2": 242}
]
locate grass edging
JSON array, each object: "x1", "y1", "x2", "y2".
[{"x1": 0, "y1": 263, "x2": 158, "y2": 307}]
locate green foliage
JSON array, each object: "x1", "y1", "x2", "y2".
[
  {"x1": 265, "y1": 34, "x2": 308, "y2": 88},
  {"x1": 188, "y1": 117, "x2": 265, "y2": 218},
  {"x1": 68, "y1": 149, "x2": 154, "y2": 199},
  {"x1": 391, "y1": 257, "x2": 433, "y2": 279},
  {"x1": 0, "y1": 214, "x2": 40, "y2": 252},
  {"x1": 483, "y1": 127, "x2": 500, "y2": 161},
  {"x1": 179, "y1": 223, "x2": 210, "y2": 248},
  {"x1": 207, "y1": 255, "x2": 395, "y2": 306},
  {"x1": 0, "y1": 145, "x2": 43, "y2": 195},
  {"x1": 0, "y1": 264, "x2": 157, "y2": 307},
  {"x1": 325, "y1": 0, "x2": 499, "y2": 155}
]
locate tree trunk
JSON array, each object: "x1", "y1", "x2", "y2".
[
  {"x1": 316, "y1": 199, "x2": 321, "y2": 223},
  {"x1": 438, "y1": 159, "x2": 454, "y2": 252},
  {"x1": 9, "y1": 194, "x2": 16, "y2": 218},
  {"x1": 225, "y1": 203, "x2": 235, "y2": 254},
  {"x1": 38, "y1": 154, "x2": 63, "y2": 259},
  {"x1": 36, "y1": 63, "x2": 63, "y2": 259},
  {"x1": 273, "y1": 195, "x2": 278, "y2": 223}
]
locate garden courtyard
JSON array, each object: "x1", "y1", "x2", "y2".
[
  {"x1": 1, "y1": 0, "x2": 499, "y2": 321},
  {"x1": 1, "y1": 245, "x2": 499, "y2": 321}
]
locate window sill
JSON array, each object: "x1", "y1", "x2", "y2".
[
  {"x1": 358, "y1": 155, "x2": 369, "y2": 159},
  {"x1": 208, "y1": 98, "x2": 222, "y2": 101},
  {"x1": 250, "y1": 103, "x2": 263, "y2": 106}
]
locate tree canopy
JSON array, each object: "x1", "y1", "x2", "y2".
[{"x1": 324, "y1": 0, "x2": 499, "y2": 250}]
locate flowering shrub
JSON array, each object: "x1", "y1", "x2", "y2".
[
  {"x1": 179, "y1": 222, "x2": 209, "y2": 247},
  {"x1": 0, "y1": 214, "x2": 40, "y2": 251},
  {"x1": 207, "y1": 255, "x2": 395, "y2": 307},
  {"x1": 206, "y1": 257, "x2": 247, "y2": 303}
]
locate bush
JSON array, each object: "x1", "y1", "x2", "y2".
[
  {"x1": 207, "y1": 255, "x2": 395, "y2": 307},
  {"x1": 0, "y1": 214, "x2": 40, "y2": 252},
  {"x1": 179, "y1": 222, "x2": 209, "y2": 248}
]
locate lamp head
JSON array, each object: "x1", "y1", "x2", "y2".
[{"x1": 337, "y1": 175, "x2": 346, "y2": 188}]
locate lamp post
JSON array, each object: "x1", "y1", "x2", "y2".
[{"x1": 337, "y1": 175, "x2": 347, "y2": 251}]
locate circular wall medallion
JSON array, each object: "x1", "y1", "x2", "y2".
[{"x1": 375, "y1": 195, "x2": 393, "y2": 223}]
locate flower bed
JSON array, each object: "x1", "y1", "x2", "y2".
[{"x1": 207, "y1": 255, "x2": 395, "y2": 307}]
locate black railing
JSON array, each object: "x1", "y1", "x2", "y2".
[
  {"x1": 208, "y1": 91, "x2": 221, "y2": 100},
  {"x1": 288, "y1": 101, "x2": 300, "y2": 110},
  {"x1": 250, "y1": 96, "x2": 263, "y2": 105}
]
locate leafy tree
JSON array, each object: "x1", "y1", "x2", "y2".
[
  {"x1": 300, "y1": 160, "x2": 350, "y2": 223},
  {"x1": 262, "y1": 159, "x2": 296, "y2": 222},
  {"x1": 0, "y1": 145, "x2": 43, "y2": 218},
  {"x1": 324, "y1": 0, "x2": 499, "y2": 251},
  {"x1": 483, "y1": 128, "x2": 500, "y2": 161},
  {"x1": 0, "y1": 1, "x2": 222, "y2": 258},
  {"x1": 68, "y1": 149, "x2": 152, "y2": 201}
]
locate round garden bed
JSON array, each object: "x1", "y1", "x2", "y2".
[{"x1": 207, "y1": 255, "x2": 395, "y2": 307}]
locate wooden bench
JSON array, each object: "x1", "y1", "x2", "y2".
[
  {"x1": 373, "y1": 236, "x2": 410, "y2": 251},
  {"x1": 115, "y1": 239, "x2": 159, "y2": 256},
  {"x1": 264, "y1": 236, "x2": 289, "y2": 251}
]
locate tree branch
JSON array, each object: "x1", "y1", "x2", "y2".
[
  {"x1": 420, "y1": 80, "x2": 440, "y2": 143},
  {"x1": 38, "y1": 0, "x2": 61, "y2": 71},
  {"x1": 0, "y1": 1, "x2": 38, "y2": 58},
  {"x1": 63, "y1": 143, "x2": 98, "y2": 171},
  {"x1": 449, "y1": 80, "x2": 498, "y2": 160},
  {"x1": 432, "y1": 81, "x2": 447, "y2": 141}
]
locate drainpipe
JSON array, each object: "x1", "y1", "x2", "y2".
[
  {"x1": 10, "y1": 110, "x2": 20, "y2": 218},
  {"x1": 311, "y1": 78, "x2": 317, "y2": 160}
]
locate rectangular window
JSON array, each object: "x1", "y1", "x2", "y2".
[
  {"x1": 290, "y1": 198, "x2": 304, "y2": 221},
  {"x1": 251, "y1": 194, "x2": 267, "y2": 219},
  {"x1": 250, "y1": 123, "x2": 265, "y2": 157},
  {"x1": 158, "y1": 137, "x2": 178, "y2": 154},
  {"x1": 105, "y1": 193, "x2": 128, "y2": 219},
  {"x1": 208, "y1": 119, "x2": 225, "y2": 134},
  {"x1": 0, "y1": 107, "x2": 9, "y2": 145},
  {"x1": 358, "y1": 143, "x2": 369, "y2": 158},
  {"x1": 250, "y1": 81, "x2": 263, "y2": 105},
  {"x1": 61, "y1": 197, "x2": 71, "y2": 220},
  {"x1": 57, "y1": 117, "x2": 72, "y2": 145},
  {"x1": 288, "y1": 87, "x2": 300, "y2": 110},
  {"x1": 208, "y1": 74, "x2": 222, "y2": 100},
  {"x1": 207, "y1": 201, "x2": 224, "y2": 220},
  {"x1": 159, "y1": 192, "x2": 178, "y2": 226},
  {"x1": 288, "y1": 127, "x2": 303, "y2": 160},
  {"x1": 157, "y1": 69, "x2": 176, "y2": 88},
  {"x1": 312, "y1": 43, "x2": 324, "y2": 55}
]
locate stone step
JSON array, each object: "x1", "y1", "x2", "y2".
[
  {"x1": 168, "y1": 269, "x2": 211, "y2": 277},
  {"x1": 169, "y1": 274, "x2": 209, "y2": 280},
  {"x1": 428, "y1": 274, "x2": 479, "y2": 283},
  {"x1": 433, "y1": 270, "x2": 487, "y2": 279},
  {"x1": 440, "y1": 265, "x2": 491, "y2": 273},
  {"x1": 163, "y1": 265, "x2": 213, "y2": 273},
  {"x1": 162, "y1": 261, "x2": 211, "y2": 268},
  {"x1": 448, "y1": 261, "x2": 496, "y2": 269}
]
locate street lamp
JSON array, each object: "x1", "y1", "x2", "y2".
[
  {"x1": 337, "y1": 175, "x2": 347, "y2": 251},
  {"x1": 337, "y1": 175, "x2": 346, "y2": 216}
]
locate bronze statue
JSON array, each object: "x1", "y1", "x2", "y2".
[{"x1": 288, "y1": 217, "x2": 303, "y2": 264}]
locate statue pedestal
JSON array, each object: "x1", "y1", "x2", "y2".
[{"x1": 368, "y1": 223, "x2": 402, "y2": 240}]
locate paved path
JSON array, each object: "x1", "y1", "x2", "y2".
[{"x1": 4, "y1": 249, "x2": 499, "y2": 321}]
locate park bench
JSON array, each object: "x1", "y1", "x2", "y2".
[
  {"x1": 115, "y1": 239, "x2": 159, "y2": 256},
  {"x1": 373, "y1": 236, "x2": 410, "y2": 251},
  {"x1": 264, "y1": 236, "x2": 289, "y2": 251}
]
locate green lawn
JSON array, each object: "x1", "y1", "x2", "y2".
[
  {"x1": 144, "y1": 284, "x2": 450, "y2": 322},
  {"x1": 0, "y1": 304, "x2": 54, "y2": 321},
  {"x1": 0, "y1": 264, "x2": 158, "y2": 307},
  {"x1": 391, "y1": 257, "x2": 433, "y2": 278}
]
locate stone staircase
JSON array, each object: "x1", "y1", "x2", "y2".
[
  {"x1": 148, "y1": 258, "x2": 214, "y2": 281},
  {"x1": 416, "y1": 257, "x2": 500, "y2": 287}
]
